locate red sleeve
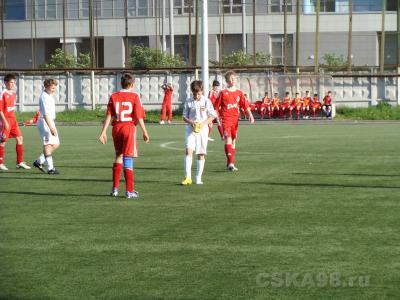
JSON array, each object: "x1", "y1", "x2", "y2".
[
  {"x1": 214, "y1": 90, "x2": 222, "y2": 111},
  {"x1": 0, "y1": 93, "x2": 4, "y2": 112},
  {"x1": 133, "y1": 96, "x2": 145, "y2": 120},
  {"x1": 106, "y1": 96, "x2": 114, "y2": 116},
  {"x1": 239, "y1": 91, "x2": 249, "y2": 110}
]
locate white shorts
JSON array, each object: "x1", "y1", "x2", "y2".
[
  {"x1": 37, "y1": 118, "x2": 60, "y2": 146},
  {"x1": 185, "y1": 125, "x2": 208, "y2": 155}
]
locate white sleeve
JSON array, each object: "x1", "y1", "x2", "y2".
[
  {"x1": 205, "y1": 98, "x2": 217, "y2": 118},
  {"x1": 183, "y1": 99, "x2": 190, "y2": 119}
]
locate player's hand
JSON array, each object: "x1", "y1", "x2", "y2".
[
  {"x1": 4, "y1": 121, "x2": 9, "y2": 130},
  {"x1": 99, "y1": 133, "x2": 107, "y2": 144},
  {"x1": 143, "y1": 131, "x2": 149, "y2": 143},
  {"x1": 50, "y1": 127, "x2": 58, "y2": 136}
]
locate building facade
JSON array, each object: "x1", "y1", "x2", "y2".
[{"x1": 1, "y1": 0, "x2": 398, "y2": 69}]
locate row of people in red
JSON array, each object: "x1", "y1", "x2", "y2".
[{"x1": 249, "y1": 90, "x2": 333, "y2": 119}]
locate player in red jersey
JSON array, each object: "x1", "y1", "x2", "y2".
[
  {"x1": 99, "y1": 73, "x2": 149, "y2": 199},
  {"x1": 280, "y1": 91, "x2": 291, "y2": 119},
  {"x1": 302, "y1": 90, "x2": 312, "y2": 119},
  {"x1": 23, "y1": 111, "x2": 40, "y2": 126},
  {"x1": 160, "y1": 83, "x2": 173, "y2": 124},
  {"x1": 311, "y1": 93, "x2": 321, "y2": 118},
  {"x1": 214, "y1": 71, "x2": 254, "y2": 171},
  {"x1": 322, "y1": 91, "x2": 333, "y2": 118},
  {"x1": 290, "y1": 92, "x2": 303, "y2": 119},
  {"x1": 208, "y1": 80, "x2": 224, "y2": 141},
  {"x1": 271, "y1": 93, "x2": 280, "y2": 118},
  {"x1": 260, "y1": 92, "x2": 271, "y2": 119},
  {"x1": 0, "y1": 74, "x2": 31, "y2": 171}
]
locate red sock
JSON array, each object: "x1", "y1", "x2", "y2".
[
  {"x1": 0, "y1": 146, "x2": 4, "y2": 164},
  {"x1": 224, "y1": 144, "x2": 233, "y2": 166},
  {"x1": 231, "y1": 147, "x2": 236, "y2": 165},
  {"x1": 124, "y1": 168, "x2": 134, "y2": 193},
  {"x1": 16, "y1": 144, "x2": 23, "y2": 164},
  {"x1": 112, "y1": 163, "x2": 122, "y2": 189}
]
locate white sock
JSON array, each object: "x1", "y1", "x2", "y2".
[
  {"x1": 45, "y1": 155, "x2": 54, "y2": 170},
  {"x1": 38, "y1": 153, "x2": 45, "y2": 164},
  {"x1": 184, "y1": 155, "x2": 192, "y2": 179},
  {"x1": 196, "y1": 159, "x2": 205, "y2": 182}
]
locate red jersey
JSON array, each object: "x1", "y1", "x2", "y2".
[
  {"x1": 262, "y1": 96, "x2": 271, "y2": 104},
  {"x1": 208, "y1": 90, "x2": 220, "y2": 108},
  {"x1": 0, "y1": 90, "x2": 17, "y2": 119},
  {"x1": 292, "y1": 97, "x2": 303, "y2": 106},
  {"x1": 163, "y1": 87, "x2": 173, "y2": 104},
  {"x1": 215, "y1": 88, "x2": 249, "y2": 125},
  {"x1": 282, "y1": 96, "x2": 291, "y2": 105},
  {"x1": 303, "y1": 96, "x2": 311, "y2": 106},
  {"x1": 271, "y1": 97, "x2": 280, "y2": 106},
  {"x1": 106, "y1": 90, "x2": 144, "y2": 126},
  {"x1": 323, "y1": 95, "x2": 332, "y2": 105},
  {"x1": 312, "y1": 97, "x2": 320, "y2": 105}
]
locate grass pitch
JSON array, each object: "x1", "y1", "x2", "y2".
[{"x1": 1, "y1": 122, "x2": 400, "y2": 299}]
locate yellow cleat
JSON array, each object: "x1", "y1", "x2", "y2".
[{"x1": 181, "y1": 177, "x2": 192, "y2": 185}]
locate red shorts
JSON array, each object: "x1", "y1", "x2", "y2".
[
  {"x1": 281, "y1": 103, "x2": 290, "y2": 110},
  {"x1": 0, "y1": 117, "x2": 22, "y2": 142},
  {"x1": 222, "y1": 121, "x2": 238, "y2": 140},
  {"x1": 112, "y1": 123, "x2": 138, "y2": 157},
  {"x1": 313, "y1": 104, "x2": 321, "y2": 110}
]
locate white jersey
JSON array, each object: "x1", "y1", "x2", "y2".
[
  {"x1": 39, "y1": 90, "x2": 56, "y2": 120},
  {"x1": 183, "y1": 95, "x2": 217, "y2": 129}
]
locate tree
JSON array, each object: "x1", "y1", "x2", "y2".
[
  {"x1": 42, "y1": 48, "x2": 91, "y2": 68},
  {"x1": 210, "y1": 50, "x2": 271, "y2": 66},
  {"x1": 128, "y1": 45, "x2": 185, "y2": 68},
  {"x1": 321, "y1": 53, "x2": 347, "y2": 68}
]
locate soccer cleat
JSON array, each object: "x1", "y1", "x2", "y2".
[
  {"x1": 159, "y1": 120, "x2": 165, "y2": 125},
  {"x1": 16, "y1": 162, "x2": 31, "y2": 169},
  {"x1": 47, "y1": 168, "x2": 60, "y2": 175},
  {"x1": 227, "y1": 164, "x2": 238, "y2": 172},
  {"x1": 33, "y1": 160, "x2": 46, "y2": 173},
  {"x1": 110, "y1": 188, "x2": 118, "y2": 197},
  {"x1": 125, "y1": 191, "x2": 139, "y2": 199},
  {"x1": 181, "y1": 177, "x2": 192, "y2": 185},
  {"x1": 208, "y1": 137, "x2": 215, "y2": 142},
  {"x1": 0, "y1": 164, "x2": 8, "y2": 171}
]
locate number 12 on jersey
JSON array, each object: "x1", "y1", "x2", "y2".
[{"x1": 115, "y1": 101, "x2": 133, "y2": 122}]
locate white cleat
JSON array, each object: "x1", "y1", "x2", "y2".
[
  {"x1": 227, "y1": 164, "x2": 238, "y2": 172},
  {"x1": 208, "y1": 137, "x2": 215, "y2": 142},
  {"x1": 195, "y1": 177, "x2": 203, "y2": 184},
  {"x1": 159, "y1": 120, "x2": 165, "y2": 125},
  {"x1": 126, "y1": 191, "x2": 139, "y2": 199},
  {"x1": 167, "y1": 120, "x2": 172, "y2": 124},
  {"x1": 0, "y1": 164, "x2": 8, "y2": 171},
  {"x1": 16, "y1": 162, "x2": 32, "y2": 169}
]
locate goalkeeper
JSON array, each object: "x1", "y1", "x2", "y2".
[{"x1": 181, "y1": 80, "x2": 217, "y2": 185}]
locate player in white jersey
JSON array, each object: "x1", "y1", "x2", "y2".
[
  {"x1": 33, "y1": 78, "x2": 60, "y2": 174},
  {"x1": 181, "y1": 80, "x2": 217, "y2": 185}
]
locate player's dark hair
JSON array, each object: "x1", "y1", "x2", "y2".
[
  {"x1": 190, "y1": 80, "x2": 203, "y2": 94},
  {"x1": 295, "y1": 92, "x2": 299, "y2": 95},
  {"x1": 306, "y1": 90, "x2": 309, "y2": 93},
  {"x1": 4, "y1": 74, "x2": 16, "y2": 82},
  {"x1": 285, "y1": 92, "x2": 290, "y2": 95},
  {"x1": 225, "y1": 70, "x2": 237, "y2": 82},
  {"x1": 212, "y1": 80, "x2": 220, "y2": 87},
  {"x1": 264, "y1": 92, "x2": 268, "y2": 96},
  {"x1": 327, "y1": 90, "x2": 332, "y2": 94},
  {"x1": 121, "y1": 73, "x2": 135, "y2": 89},
  {"x1": 44, "y1": 78, "x2": 58, "y2": 88},
  {"x1": 314, "y1": 93, "x2": 318, "y2": 96}
]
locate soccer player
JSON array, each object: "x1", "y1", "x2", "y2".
[
  {"x1": 302, "y1": 90, "x2": 312, "y2": 119},
  {"x1": 271, "y1": 92, "x2": 280, "y2": 118},
  {"x1": 260, "y1": 92, "x2": 271, "y2": 120},
  {"x1": 160, "y1": 83, "x2": 173, "y2": 124},
  {"x1": 322, "y1": 91, "x2": 333, "y2": 118},
  {"x1": 290, "y1": 92, "x2": 303, "y2": 119},
  {"x1": 214, "y1": 70, "x2": 254, "y2": 171},
  {"x1": 280, "y1": 91, "x2": 291, "y2": 119},
  {"x1": 0, "y1": 74, "x2": 31, "y2": 171},
  {"x1": 181, "y1": 80, "x2": 217, "y2": 185},
  {"x1": 208, "y1": 80, "x2": 223, "y2": 141},
  {"x1": 23, "y1": 111, "x2": 40, "y2": 126},
  {"x1": 311, "y1": 93, "x2": 321, "y2": 118},
  {"x1": 33, "y1": 78, "x2": 60, "y2": 174},
  {"x1": 99, "y1": 73, "x2": 149, "y2": 199}
]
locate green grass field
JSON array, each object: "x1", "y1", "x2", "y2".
[{"x1": 1, "y1": 123, "x2": 400, "y2": 299}]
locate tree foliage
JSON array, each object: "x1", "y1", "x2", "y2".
[
  {"x1": 42, "y1": 48, "x2": 91, "y2": 69},
  {"x1": 128, "y1": 45, "x2": 185, "y2": 68},
  {"x1": 210, "y1": 50, "x2": 271, "y2": 66},
  {"x1": 321, "y1": 53, "x2": 347, "y2": 68}
]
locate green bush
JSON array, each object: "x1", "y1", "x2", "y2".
[
  {"x1": 42, "y1": 48, "x2": 92, "y2": 69},
  {"x1": 128, "y1": 45, "x2": 185, "y2": 68},
  {"x1": 336, "y1": 104, "x2": 400, "y2": 120},
  {"x1": 210, "y1": 50, "x2": 271, "y2": 66}
]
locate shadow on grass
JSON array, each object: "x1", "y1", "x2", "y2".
[
  {"x1": 246, "y1": 181, "x2": 400, "y2": 189},
  {"x1": 294, "y1": 172, "x2": 400, "y2": 177},
  {"x1": 0, "y1": 190, "x2": 110, "y2": 197}
]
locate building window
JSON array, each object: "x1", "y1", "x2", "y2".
[
  {"x1": 353, "y1": 0, "x2": 397, "y2": 11},
  {"x1": 34, "y1": 0, "x2": 60, "y2": 19},
  {"x1": 5, "y1": 0, "x2": 26, "y2": 20},
  {"x1": 270, "y1": 0, "x2": 293, "y2": 13},
  {"x1": 127, "y1": 0, "x2": 150, "y2": 16},
  {"x1": 222, "y1": 0, "x2": 242, "y2": 14},
  {"x1": 270, "y1": 34, "x2": 293, "y2": 65},
  {"x1": 174, "y1": 0, "x2": 194, "y2": 15}
]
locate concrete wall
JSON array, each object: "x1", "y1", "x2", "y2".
[{"x1": 3, "y1": 72, "x2": 398, "y2": 113}]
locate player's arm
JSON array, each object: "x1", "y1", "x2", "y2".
[
  {"x1": 205, "y1": 99, "x2": 217, "y2": 125},
  {"x1": 0, "y1": 111, "x2": 9, "y2": 130},
  {"x1": 98, "y1": 113, "x2": 111, "y2": 144},
  {"x1": 136, "y1": 118, "x2": 149, "y2": 143},
  {"x1": 182, "y1": 101, "x2": 195, "y2": 126}
]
